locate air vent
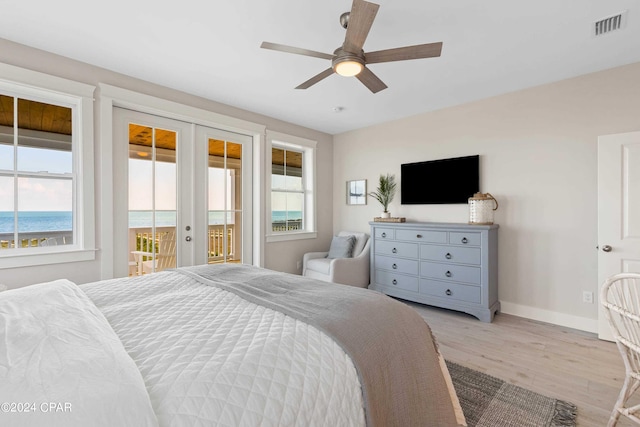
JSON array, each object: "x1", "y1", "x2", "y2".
[{"x1": 594, "y1": 11, "x2": 627, "y2": 36}]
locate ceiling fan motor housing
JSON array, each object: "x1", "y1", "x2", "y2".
[{"x1": 332, "y1": 47, "x2": 365, "y2": 76}]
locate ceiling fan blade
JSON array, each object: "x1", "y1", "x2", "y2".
[
  {"x1": 295, "y1": 68, "x2": 335, "y2": 89},
  {"x1": 366, "y1": 42, "x2": 443, "y2": 64},
  {"x1": 261, "y1": 42, "x2": 333, "y2": 60},
  {"x1": 356, "y1": 67, "x2": 387, "y2": 93},
  {"x1": 343, "y1": 0, "x2": 379, "y2": 53}
]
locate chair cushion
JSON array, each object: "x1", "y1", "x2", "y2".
[
  {"x1": 305, "y1": 257, "x2": 332, "y2": 275},
  {"x1": 327, "y1": 235, "x2": 356, "y2": 259},
  {"x1": 338, "y1": 231, "x2": 368, "y2": 257}
]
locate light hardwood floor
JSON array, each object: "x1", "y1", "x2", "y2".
[{"x1": 404, "y1": 301, "x2": 634, "y2": 427}]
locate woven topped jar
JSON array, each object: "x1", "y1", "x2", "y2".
[{"x1": 468, "y1": 192, "x2": 498, "y2": 225}]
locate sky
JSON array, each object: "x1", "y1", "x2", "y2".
[
  {"x1": 128, "y1": 158, "x2": 233, "y2": 211},
  {"x1": 1, "y1": 145, "x2": 303, "y2": 213},
  {"x1": 0, "y1": 146, "x2": 73, "y2": 211}
]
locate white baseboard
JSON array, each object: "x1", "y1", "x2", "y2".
[{"x1": 500, "y1": 301, "x2": 598, "y2": 333}]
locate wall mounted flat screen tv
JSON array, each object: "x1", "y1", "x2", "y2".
[{"x1": 401, "y1": 155, "x2": 479, "y2": 204}]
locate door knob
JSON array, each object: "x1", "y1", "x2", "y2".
[{"x1": 602, "y1": 245, "x2": 612, "y2": 252}]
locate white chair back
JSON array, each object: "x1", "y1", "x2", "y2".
[
  {"x1": 156, "y1": 231, "x2": 176, "y2": 272},
  {"x1": 601, "y1": 273, "x2": 640, "y2": 426}
]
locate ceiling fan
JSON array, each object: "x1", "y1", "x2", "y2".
[{"x1": 260, "y1": 0, "x2": 443, "y2": 94}]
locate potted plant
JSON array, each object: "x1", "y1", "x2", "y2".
[{"x1": 369, "y1": 174, "x2": 397, "y2": 218}]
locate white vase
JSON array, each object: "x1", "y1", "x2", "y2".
[{"x1": 381, "y1": 212, "x2": 391, "y2": 219}]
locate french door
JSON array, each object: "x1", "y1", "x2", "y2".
[{"x1": 113, "y1": 108, "x2": 252, "y2": 278}]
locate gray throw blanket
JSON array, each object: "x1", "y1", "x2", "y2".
[{"x1": 177, "y1": 264, "x2": 461, "y2": 427}]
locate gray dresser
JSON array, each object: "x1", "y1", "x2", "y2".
[{"x1": 369, "y1": 221, "x2": 499, "y2": 322}]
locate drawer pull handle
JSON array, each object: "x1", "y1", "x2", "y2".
[
  {"x1": 446, "y1": 289, "x2": 452, "y2": 296},
  {"x1": 392, "y1": 279, "x2": 398, "y2": 285},
  {"x1": 392, "y1": 248, "x2": 397, "y2": 254},
  {"x1": 461, "y1": 237, "x2": 468, "y2": 244},
  {"x1": 392, "y1": 263, "x2": 397, "y2": 269},
  {"x1": 445, "y1": 271, "x2": 452, "y2": 277},
  {"x1": 416, "y1": 234, "x2": 422, "y2": 238},
  {"x1": 445, "y1": 253, "x2": 452, "y2": 260},
  {"x1": 381, "y1": 232, "x2": 387, "y2": 238}
]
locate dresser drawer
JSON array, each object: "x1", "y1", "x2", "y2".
[
  {"x1": 449, "y1": 231, "x2": 481, "y2": 246},
  {"x1": 375, "y1": 256, "x2": 419, "y2": 275},
  {"x1": 395, "y1": 229, "x2": 447, "y2": 243},
  {"x1": 375, "y1": 228, "x2": 395, "y2": 240},
  {"x1": 420, "y1": 279, "x2": 481, "y2": 304},
  {"x1": 420, "y1": 245, "x2": 481, "y2": 265},
  {"x1": 420, "y1": 261, "x2": 481, "y2": 284},
  {"x1": 375, "y1": 241, "x2": 419, "y2": 258},
  {"x1": 376, "y1": 270, "x2": 419, "y2": 292}
]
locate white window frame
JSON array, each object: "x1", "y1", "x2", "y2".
[
  {"x1": 266, "y1": 131, "x2": 317, "y2": 242},
  {"x1": 0, "y1": 63, "x2": 96, "y2": 269}
]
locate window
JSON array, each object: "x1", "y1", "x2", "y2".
[
  {"x1": 266, "y1": 131, "x2": 316, "y2": 242},
  {"x1": 0, "y1": 63, "x2": 95, "y2": 268}
]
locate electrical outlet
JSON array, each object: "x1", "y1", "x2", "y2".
[
  {"x1": 582, "y1": 291, "x2": 594, "y2": 304},
  {"x1": 297, "y1": 260, "x2": 302, "y2": 270}
]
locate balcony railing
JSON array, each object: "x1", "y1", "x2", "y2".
[
  {"x1": 0, "y1": 231, "x2": 73, "y2": 249},
  {"x1": 128, "y1": 225, "x2": 236, "y2": 272},
  {"x1": 271, "y1": 219, "x2": 302, "y2": 232}
]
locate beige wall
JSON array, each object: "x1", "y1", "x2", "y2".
[
  {"x1": 334, "y1": 62, "x2": 640, "y2": 332},
  {"x1": 0, "y1": 38, "x2": 333, "y2": 287}
]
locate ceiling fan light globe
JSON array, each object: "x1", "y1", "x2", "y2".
[{"x1": 334, "y1": 60, "x2": 364, "y2": 77}]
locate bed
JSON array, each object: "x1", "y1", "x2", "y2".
[{"x1": 0, "y1": 264, "x2": 465, "y2": 427}]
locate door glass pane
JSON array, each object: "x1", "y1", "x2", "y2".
[
  {"x1": 128, "y1": 123, "x2": 177, "y2": 275},
  {"x1": 17, "y1": 98, "x2": 72, "y2": 174},
  {"x1": 0, "y1": 95, "x2": 14, "y2": 171},
  {"x1": 17, "y1": 177, "x2": 72, "y2": 247},
  {"x1": 208, "y1": 138, "x2": 242, "y2": 264},
  {"x1": 0, "y1": 176, "x2": 14, "y2": 249}
]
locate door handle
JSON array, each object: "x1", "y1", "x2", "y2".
[{"x1": 602, "y1": 245, "x2": 612, "y2": 252}]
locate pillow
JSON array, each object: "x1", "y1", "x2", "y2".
[{"x1": 327, "y1": 234, "x2": 357, "y2": 259}]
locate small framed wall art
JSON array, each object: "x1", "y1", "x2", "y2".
[{"x1": 347, "y1": 179, "x2": 367, "y2": 205}]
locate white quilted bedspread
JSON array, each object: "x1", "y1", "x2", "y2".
[{"x1": 82, "y1": 271, "x2": 365, "y2": 427}]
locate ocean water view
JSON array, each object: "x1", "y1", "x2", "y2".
[
  {"x1": 0, "y1": 210, "x2": 303, "y2": 233},
  {"x1": 0, "y1": 211, "x2": 72, "y2": 233}
]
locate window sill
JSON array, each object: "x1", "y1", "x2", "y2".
[
  {"x1": 0, "y1": 248, "x2": 97, "y2": 269},
  {"x1": 266, "y1": 231, "x2": 318, "y2": 243}
]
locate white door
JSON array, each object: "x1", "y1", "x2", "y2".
[
  {"x1": 598, "y1": 131, "x2": 640, "y2": 340},
  {"x1": 113, "y1": 108, "x2": 252, "y2": 278}
]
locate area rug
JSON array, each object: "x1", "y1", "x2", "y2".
[{"x1": 446, "y1": 361, "x2": 577, "y2": 427}]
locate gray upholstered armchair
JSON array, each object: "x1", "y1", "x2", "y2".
[{"x1": 302, "y1": 231, "x2": 370, "y2": 287}]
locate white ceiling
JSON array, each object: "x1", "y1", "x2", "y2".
[{"x1": 2, "y1": 1, "x2": 639, "y2": 135}]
